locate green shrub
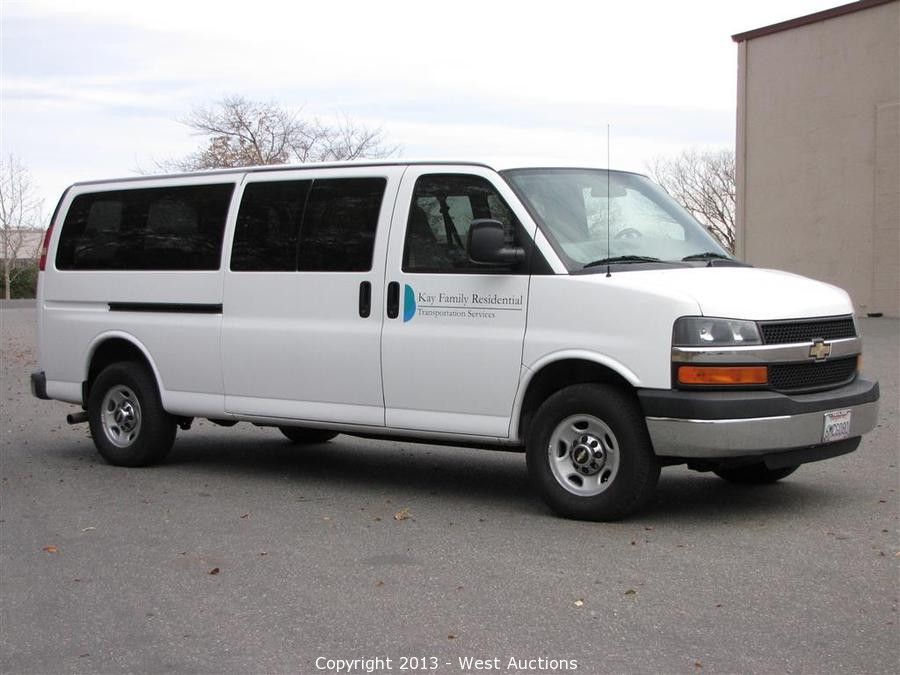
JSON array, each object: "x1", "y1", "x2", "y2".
[{"x1": 1, "y1": 263, "x2": 39, "y2": 299}]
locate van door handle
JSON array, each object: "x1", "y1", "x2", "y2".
[
  {"x1": 386, "y1": 281, "x2": 399, "y2": 319},
  {"x1": 358, "y1": 281, "x2": 372, "y2": 318}
]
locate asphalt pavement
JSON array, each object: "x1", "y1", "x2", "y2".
[{"x1": 1, "y1": 304, "x2": 897, "y2": 674}]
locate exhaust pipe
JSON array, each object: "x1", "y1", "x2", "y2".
[{"x1": 66, "y1": 411, "x2": 89, "y2": 425}]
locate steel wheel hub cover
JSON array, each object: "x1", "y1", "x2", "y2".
[
  {"x1": 101, "y1": 386, "x2": 143, "y2": 449},
  {"x1": 548, "y1": 414, "x2": 620, "y2": 497}
]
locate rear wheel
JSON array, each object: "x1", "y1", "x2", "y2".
[
  {"x1": 88, "y1": 362, "x2": 176, "y2": 467},
  {"x1": 278, "y1": 427, "x2": 339, "y2": 444},
  {"x1": 526, "y1": 383, "x2": 660, "y2": 521},
  {"x1": 714, "y1": 464, "x2": 798, "y2": 484}
]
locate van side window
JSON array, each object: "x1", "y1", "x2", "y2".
[
  {"x1": 231, "y1": 180, "x2": 311, "y2": 272},
  {"x1": 297, "y1": 178, "x2": 386, "y2": 272},
  {"x1": 402, "y1": 174, "x2": 524, "y2": 273},
  {"x1": 56, "y1": 184, "x2": 234, "y2": 271},
  {"x1": 231, "y1": 177, "x2": 386, "y2": 273}
]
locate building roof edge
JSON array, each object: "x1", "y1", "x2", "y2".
[{"x1": 732, "y1": 0, "x2": 896, "y2": 42}]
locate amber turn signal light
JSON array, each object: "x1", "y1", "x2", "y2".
[{"x1": 678, "y1": 365, "x2": 768, "y2": 385}]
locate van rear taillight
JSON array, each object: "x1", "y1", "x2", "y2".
[{"x1": 38, "y1": 225, "x2": 53, "y2": 271}]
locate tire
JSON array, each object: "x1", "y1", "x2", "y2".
[
  {"x1": 88, "y1": 362, "x2": 176, "y2": 467},
  {"x1": 526, "y1": 383, "x2": 660, "y2": 521},
  {"x1": 713, "y1": 463, "x2": 798, "y2": 484},
  {"x1": 278, "y1": 426, "x2": 339, "y2": 444}
]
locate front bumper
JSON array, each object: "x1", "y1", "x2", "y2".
[{"x1": 639, "y1": 377, "x2": 879, "y2": 459}]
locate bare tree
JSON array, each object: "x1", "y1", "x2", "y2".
[
  {"x1": 646, "y1": 147, "x2": 735, "y2": 252},
  {"x1": 0, "y1": 156, "x2": 44, "y2": 299},
  {"x1": 159, "y1": 95, "x2": 396, "y2": 172}
]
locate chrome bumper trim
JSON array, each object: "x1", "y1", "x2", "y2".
[
  {"x1": 646, "y1": 399, "x2": 879, "y2": 458},
  {"x1": 671, "y1": 337, "x2": 860, "y2": 364}
]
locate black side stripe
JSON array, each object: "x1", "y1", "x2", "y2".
[{"x1": 108, "y1": 302, "x2": 223, "y2": 314}]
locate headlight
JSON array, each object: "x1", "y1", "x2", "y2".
[{"x1": 673, "y1": 317, "x2": 761, "y2": 347}]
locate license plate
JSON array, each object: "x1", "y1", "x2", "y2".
[{"x1": 823, "y1": 409, "x2": 852, "y2": 443}]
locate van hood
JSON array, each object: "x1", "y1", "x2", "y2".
[{"x1": 604, "y1": 266, "x2": 853, "y2": 320}]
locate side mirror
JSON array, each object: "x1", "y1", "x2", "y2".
[{"x1": 467, "y1": 219, "x2": 525, "y2": 266}]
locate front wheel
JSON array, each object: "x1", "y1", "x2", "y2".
[
  {"x1": 88, "y1": 362, "x2": 176, "y2": 467},
  {"x1": 714, "y1": 464, "x2": 798, "y2": 484},
  {"x1": 526, "y1": 383, "x2": 660, "y2": 521}
]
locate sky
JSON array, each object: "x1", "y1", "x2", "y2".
[{"x1": 2, "y1": 0, "x2": 842, "y2": 214}]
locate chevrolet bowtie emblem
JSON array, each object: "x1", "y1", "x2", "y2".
[{"x1": 809, "y1": 340, "x2": 832, "y2": 361}]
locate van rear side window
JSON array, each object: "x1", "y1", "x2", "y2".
[
  {"x1": 231, "y1": 180, "x2": 311, "y2": 272},
  {"x1": 230, "y1": 177, "x2": 386, "y2": 273},
  {"x1": 299, "y1": 178, "x2": 385, "y2": 272},
  {"x1": 56, "y1": 184, "x2": 234, "y2": 271}
]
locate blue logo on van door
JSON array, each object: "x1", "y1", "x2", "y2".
[{"x1": 403, "y1": 284, "x2": 416, "y2": 322}]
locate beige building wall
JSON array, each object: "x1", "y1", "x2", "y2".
[{"x1": 735, "y1": 0, "x2": 899, "y2": 317}]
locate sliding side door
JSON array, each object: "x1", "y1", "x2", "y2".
[{"x1": 222, "y1": 166, "x2": 403, "y2": 426}]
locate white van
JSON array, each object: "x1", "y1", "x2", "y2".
[{"x1": 31, "y1": 160, "x2": 880, "y2": 520}]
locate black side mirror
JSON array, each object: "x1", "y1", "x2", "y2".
[{"x1": 467, "y1": 219, "x2": 525, "y2": 266}]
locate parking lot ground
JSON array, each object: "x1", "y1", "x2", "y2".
[{"x1": 1, "y1": 305, "x2": 897, "y2": 674}]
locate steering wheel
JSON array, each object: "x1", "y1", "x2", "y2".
[{"x1": 614, "y1": 227, "x2": 643, "y2": 240}]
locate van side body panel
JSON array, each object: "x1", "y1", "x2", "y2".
[
  {"x1": 521, "y1": 274, "x2": 701, "y2": 389},
  {"x1": 39, "y1": 175, "x2": 240, "y2": 416}
]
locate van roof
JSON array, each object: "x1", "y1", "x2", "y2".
[{"x1": 69, "y1": 158, "x2": 648, "y2": 188}]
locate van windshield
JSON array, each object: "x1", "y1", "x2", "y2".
[{"x1": 503, "y1": 169, "x2": 732, "y2": 271}]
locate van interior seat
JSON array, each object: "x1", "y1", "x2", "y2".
[{"x1": 404, "y1": 203, "x2": 452, "y2": 271}]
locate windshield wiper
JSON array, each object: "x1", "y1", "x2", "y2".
[
  {"x1": 681, "y1": 252, "x2": 733, "y2": 261},
  {"x1": 583, "y1": 255, "x2": 663, "y2": 269}
]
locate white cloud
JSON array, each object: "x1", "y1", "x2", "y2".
[{"x1": 2, "y1": 0, "x2": 840, "y2": 207}]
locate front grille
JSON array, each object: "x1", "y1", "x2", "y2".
[
  {"x1": 768, "y1": 356, "x2": 858, "y2": 392},
  {"x1": 760, "y1": 316, "x2": 856, "y2": 344}
]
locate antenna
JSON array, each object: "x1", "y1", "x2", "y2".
[{"x1": 606, "y1": 123, "x2": 611, "y2": 278}]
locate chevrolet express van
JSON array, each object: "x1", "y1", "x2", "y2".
[{"x1": 31, "y1": 160, "x2": 880, "y2": 520}]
